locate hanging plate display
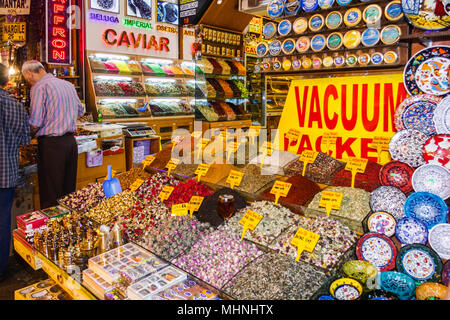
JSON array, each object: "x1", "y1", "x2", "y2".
[
  {"x1": 346, "y1": 54, "x2": 358, "y2": 66},
  {"x1": 363, "y1": 4, "x2": 383, "y2": 25},
  {"x1": 282, "y1": 59, "x2": 292, "y2": 71},
  {"x1": 326, "y1": 11, "x2": 343, "y2": 29},
  {"x1": 292, "y1": 59, "x2": 301, "y2": 69},
  {"x1": 329, "y1": 278, "x2": 363, "y2": 300},
  {"x1": 384, "y1": 51, "x2": 398, "y2": 64},
  {"x1": 343, "y1": 30, "x2": 361, "y2": 48},
  {"x1": 433, "y1": 96, "x2": 450, "y2": 133},
  {"x1": 366, "y1": 211, "x2": 397, "y2": 237},
  {"x1": 395, "y1": 216, "x2": 429, "y2": 245},
  {"x1": 403, "y1": 46, "x2": 450, "y2": 97},
  {"x1": 385, "y1": 0, "x2": 404, "y2": 21},
  {"x1": 371, "y1": 52, "x2": 384, "y2": 65},
  {"x1": 358, "y1": 53, "x2": 371, "y2": 65},
  {"x1": 388, "y1": 129, "x2": 428, "y2": 168},
  {"x1": 422, "y1": 134, "x2": 450, "y2": 169},
  {"x1": 442, "y1": 260, "x2": 450, "y2": 286},
  {"x1": 284, "y1": 0, "x2": 301, "y2": 16},
  {"x1": 278, "y1": 20, "x2": 292, "y2": 36},
  {"x1": 269, "y1": 40, "x2": 282, "y2": 56},
  {"x1": 311, "y1": 34, "x2": 326, "y2": 52},
  {"x1": 313, "y1": 57, "x2": 322, "y2": 68},
  {"x1": 336, "y1": 0, "x2": 352, "y2": 5},
  {"x1": 293, "y1": 17, "x2": 308, "y2": 34},
  {"x1": 309, "y1": 14, "x2": 325, "y2": 32},
  {"x1": 318, "y1": 0, "x2": 335, "y2": 9},
  {"x1": 404, "y1": 191, "x2": 448, "y2": 229},
  {"x1": 296, "y1": 36, "x2": 311, "y2": 53},
  {"x1": 376, "y1": 271, "x2": 417, "y2": 300},
  {"x1": 396, "y1": 244, "x2": 442, "y2": 283},
  {"x1": 401, "y1": 0, "x2": 450, "y2": 31},
  {"x1": 256, "y1": 42, "x2": 269, "y2": 57},
  {"x1": 361, "y1": 28, "x2": 380, "y2": 47},
  {"x1": 323, "y1": 56, "x2": 334, "y2": 67},
  {"x1": 379, "y1": 160, "x2": 414, "y2": 193},
  {"x1": 327, "y1": 32, "x2": 343, "y2": 50},
  {"x1": 412, "y1": 164, "x2": 450, "y2": 200},
  {"x1": 370, "y1": 185, "x2": 407, "y2": 220},
  {"x1": 302, "y1": 0, "x2": 319, "y2": 12},
  {"x1": 344, "y1": 8, "x2": 362, "y2": 27},
  {"x1": 356, "y1": 232, "x2": 397, "y2": 272},
  {"x1": 394, "y1": 94, "x2": 442, "y2": 136},
  {"x1": 263, "y1": 22, "x2": 277, "y2": 40},
  {"x1": 334, "y1": 55, "x2": 345, "y2": 67},
  {"x1": 380, "y1": 25, "x2": 401, "y2": 44},
  {"x1": 282, "y1": 38, "x2": 296, "y2": 54},
  {"x1": 429, "y1": 223, "x2": 450, "y2": 260},
  {"x1": 267, "y1": 0, "x2": 285, "y2": 19},
  {"x1": 302, "y1": 57, "x2": 313, "y2": 69}
]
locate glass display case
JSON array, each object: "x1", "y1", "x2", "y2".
[{"x1": 245, "y1": 56, "x2": 264, "y2": 126}]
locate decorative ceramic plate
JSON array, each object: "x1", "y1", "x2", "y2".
[
  {"x1": 371, "y1": 52, "x2": 384, "y2": 65},
  {"x1": 334, "y1": 55, "x2": 345, "y2": 67},
  {"x1": 380, "y1": 25, "x2": 401, "y2": 45},
  {"x1": 323, "y1": 56, "x2": 334, "y2": 67},
  {"x1": 302, "y1": 0, "x2": 319, "y2": 12},
  {"x1": 292, "y1": 59, "x2": 301, "y2": 70},
  {"x1": 379, "y1": 160, "x2": 414, "y2": 194},
  {"x1": 429, "y1": 223, "x2": 450, "y2": 260},
  {"x1": 343, "y1": 30, "x2": 361, "y2": 49},
  {"x1": 356, "y1": 232, "x2": 397, "y2": 272},
  {"x1": 433, "y1": 96, "x2": 450, "y2": 133},
  {"x1": 358, "y1": 53, "x2": 370, "y2": 65},
  {"x1": 412, "y1": 164, "x2": 450, "y2": 200},
  {"x1": 367, "y1": 211, "x2": 397, "y2": 237},
  {"x1": 329, "y1": 278, "x2": 363, "y2": 300},
  {"x1": 389, "y1": 129, "x2": 428, "y2": 168},
  {"x1": 327, "y1": 32, "x2": 343, "y2": 50},
  {"x1": 342, "y1": 260, "x2": 378, "y2": 284},
  {"x1": 346, "y1": 54, "x2": 358, "y2": 66},
  {"x1": 296, "y1": 36, "x2": 310, "y2": 53},
  {"x1": 401, "y1": 0, "x2": 450, "y2": 31},
  {"x1": 377, "y1": 271, "x2": 417, "y2": 300},
  {"x1": 370, "y1": 186, "x2": 406, "y2": 220},
  {"x1": 256, "y1": 42, "x2": 269, "y2": 57},
  {"x1": 404, "y1": 192, "x2": 448, "y2": 229},
  {"x1": 272, "y1": 59, "x2": 282, "y2": 70},
  {"x1": 278, "y1": 20, "x2": 292, "y2": 36},
  {"x1": 302, "y1": 57, "x2": 312, "y2": 69},
  {"x1": 396, "y1": 244, "x2": 442, "y2": 283},
  {"x1": 267, "y1": 0, "x2": 285, "y2": 19},
  {"x1": 293, "y1": 17, "x2": 308, "y2": 34},
  {"x1": 395, "y1": 216, "x2": 429, "y2": 245},
  {"x1": 423, "y1": 134, "x2": 450, "y2": 169},
  {"x1": 318, "y1": 0, "x2": 334, "y2": 9},
  {"x1": 326, "y1": 11, "x2": 343, "y2": 29},
  {"x1": 442, "y1": 260, "x2": 450, "y2": 286},
  {"x1": 361, "y1": 28, "x2": 380, "y2": 47},
  {"x1": 403, "y1": 46, "x2": 450, "y2": 97},
  {"x1": 311, "y1": 34, "x2": 326, "y2": 52},
  {"x1": 313, "y1": 58, "x2": 322, "y2": 68},
  {"x1": 384, "y1": 51, "x2": 398, "y2": 64},
  {"x1": 309, "y1": 14, "x2": 325, "y2": 32},
  {"x1": 269, "y1": 40, "x2": 282, "y2": 56},
  {"x1": 385, "y1": 0, "x2": 404, "y2": 21},
  {"x1": 363, "y1": 4, "x2": 382, "y2": 25},
  {"x1": 282, "y1": 38, "x2": 296, "y2": 54},
  {"x1": 344, "y1": 8, "x2": 362, "y2": 27},
  {"x1": 393, "y1": 94, "x2": 442, "y2": 136},
  {"x1": 284, "y1": 0, "x2": 301, "y2": 15},
  {"x1": 263, "y1": 22, "x2": 277, "y2": 39}
]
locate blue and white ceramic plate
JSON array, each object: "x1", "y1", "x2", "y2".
[
  {"x1": 395, "y1": 216, "x2": 428, "y2": 245},
  {"x1": 404, "y1": 192, "x2": 448, "y2": 229},
  {"x1": 318, "y1": 0, "x2": 334, "y2": 9},
  {"x1": 278, "y1": 19, "x2": 292, "y2": 36},
  {"x1": 311, "y1": 34, "x2": 326, "y2": 52},
  {"x1": 412, "y1": 164, "x2": 450, "y2": 200},
  {"x1": 429, "y1": 223, "x2": 450, "y2": 260},
  {"x1": 302, "y1": 0, "x2": 319, "y2": 11},
  {"x1": 396, "y1": 244, "x2": 442, "y2": 283},
  {"x1": 370, "y1": 186, "x2": 407, "y2": 220},
  {"x1": 385, "y1": 0, "x2": 404, "y2": 21},
  {"x1": 389, "y1": 129, "x2": 428, "y2": 168},
  {"x1": 263, "y1": 22, "x2": 277, "y2": 39},
  {"x1": 361, "y1": 28, "x2": 380, "y2": 47},
  {"x1": 256, "y1": 42, "x2": 269, "y2": 57},
  {"x1": 269, "y1": 40, "x2": 282, "y2": 56},
  {"x1": 267, "y1": 0, "x2": 285, "y2": 19}
]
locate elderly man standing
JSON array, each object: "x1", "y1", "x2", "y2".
[{"x1": 22, "y1": 61, "x2": 85, "y2": 209}]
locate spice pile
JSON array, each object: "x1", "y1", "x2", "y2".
[
  {"x1": 116, "y1": 167, "x2": 150, "y2": 190},
  {"x1": 331, "y1": 160, "x2": 382, "y2": 192},
  {"x1": 85, "y1": 190, "x2": 137, "y2": 225},
  {"x1": 163, "y1": 179, "x2": 214, "y2": 208},
  {"x1": 59, "y1": 183, "x2": 106, "y2": 213},
  {"x1": 218, "y1": 164, "x2": 276, "y2": 195}
]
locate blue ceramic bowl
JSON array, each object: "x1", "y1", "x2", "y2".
[
  {"x1": 404, "y1": 192, "x2": 448, "y2": 229},
  {"x1": 395, "y1": 217, "x2": 428, "y2": 245},
  {"x1": 377, "y1": 271, "x2": 416, "y2": 300}
]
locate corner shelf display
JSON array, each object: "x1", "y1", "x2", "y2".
[
  {"x1": 86, "y1": 52, "x2": 197, "y2": 120},
  {"x1": 255, "y1": 0, "x2": 409, "y2": 74},
  {"x1": 245, "y1": 56, "x2": 265, "y2": 127}
]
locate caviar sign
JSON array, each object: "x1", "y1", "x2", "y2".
[
  {"x1": 46, "y1": 0, "x2": 71, "y2": 65},
  {"x1": 0, "y1": 0, "x2": 30, "y2": 15},
  {"x1": 277, "y1": 74, "x2": 407, "y2": 164}
]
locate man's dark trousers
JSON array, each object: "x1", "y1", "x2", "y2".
[{"x1": 0, "y1": 187, "x2": 15, "y2": 275}]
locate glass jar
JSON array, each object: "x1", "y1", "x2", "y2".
[{"x1": 218, "y1": 194, "x2": 235, "y2": 219}]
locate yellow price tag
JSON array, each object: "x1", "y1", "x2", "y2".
[
  {"x1": 165, "y1": 158, "x2": 180, "y2": 176},
  {"x1": 226, "y1": 170, "x2": 244, "y2": 189},
  {"x1": 195, "y1": 163, "x2": 211, "y2": 181},
  {"x1": 322, "y1": 131, "x2": 338, "y2": 154},
  {"x1": 239, "y1": 209, "x2": 263, "y2": 240},
  {"x1": 299, "y1": 150, "x2": 319, "y2": 176},
  {"x1": 171, "y1": 203, "x2": 189, "y2": 216},
  {"x1": 286, "y1": 128, "x2": 301, "y2": 142},
  {"x1": 188, "y1": 196, "x2": 204, "y2": 218},
  {"x1": 270, "y1": 181, "x2": 292, "y2": 205},
  {"x1": 196, "y1": 138, "x2": 210, "y2": 159},
  {"x1": 345, "y1": 157, "x2": 369, "y2": 188},
  {"x1": 369, "y1": 136, "x2": 390, "y2": 163},
  {"x1": 142, "y1": 155, "x2": 155, "y2": 168},
  {"x1": 319, "y1": 191, "x2": 343, "y2": 216},
  {"x1": 158, "y1": 185, "x2": 174, "y2": 201},
  {"x1": 290, "y1": 227, "x2": 320, "y2": 262},
  {"x1": 130, "y1": 179, "x2": 144, "y2": 191}
]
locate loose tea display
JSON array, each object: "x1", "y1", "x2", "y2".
[
  {"x1": 116, "y1": 168, "x2": 151, "y2": 190},
  {"x1": 249, "y1": 150, "x2": 299, "y2": 175},
  {"x1": 59, "y1": 183, "x2": 106, "y2": 213},
  {"x1": 218, "y1": 164, "x2": 277, "y2": 195},
  {"x1": 223, "y1": 252, "x2": 328, "y2": 300},
  {"x1": 331, "y1": 159, "x2": 382, "y2": 192},
  {"x1": 85, "y1": 190, "x2": 137, "y2": 225},
  {"x1": 163, "y1": 179, "x2": 213, "y2": 208}
]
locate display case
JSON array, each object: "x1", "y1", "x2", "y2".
[{"x1": 245, "y1": 56, "x2": 264, "y2": 127}]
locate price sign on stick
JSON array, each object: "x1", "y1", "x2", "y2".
[
  {"x1": 248, "y1": 126, "x2": 261, "y2": 144},
  {"x1": 286, "y1": 128, "x2": 301, "y2": 151},
  {"x1": 345, "y1": 157, "x2": 368, "y2": 188},
  {"x1": 369, "y1": 136, "x2": 390, "y2": 163},
  {"x1": 188, "y1": 196, "x2": 204, "y2": 218},
  {"x1": 299, "y1": 150, "x2": 319, "y2": 176},
  {"x1": 158, "y1": 186, "x2": 174, "y2": 201},
  {"x1": 319, "y1": 191, "x2": 343, "y2": 216},
  {"x1": 195, "y1": 138, "x2": 210, "y2": 159},
  {"x1": 239, "y1": 209, "x2": 263, "y2": 240},
  {"x1": 322, "y1": 132, "x2": 338, "y2": 155},
  {"x1": 195, "y1": 163, "x2": 210, "y2": 182},
  {"x1": 259, "y1": 141, "x2": 273, "y2": 168},
  {"x1": 226, "y1": 141, "x2": 240, "y2": 161},
  {"x1": 165, "y1": 158, "x2": 180, "y2": 176},
  {"x1": 171, "y1": 136, "x2": 184, "y2": 151},
  {"x1": 270, "y1": 181, "x2": 292, "y2": 205},
  {"x1": 142, "y1": 155, "x2": 155, "y2": 168},
  {"x1": 291, "y1": 227, "x2": 320, "y2": 262},
  {"x1": 226, "y1": 170, "x2": 244, "y2": 189},
  {"x1": 171, "y1": 203, "x2": 189, "y2": 216},
  {"x1": 130, "y1": 179, "x2": 144, "y2": 191}
]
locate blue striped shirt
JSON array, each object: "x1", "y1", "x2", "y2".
[{"x1": 29, "y1": 73, "x2": 84, "y2": 137}]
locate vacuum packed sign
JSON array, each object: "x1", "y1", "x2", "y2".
[
  {"x1": 0, "y1": 0, "x2": 30, "y2": 15},
  {"x1": 277, "y1": 74, "x2": 407, "y2": 164}
]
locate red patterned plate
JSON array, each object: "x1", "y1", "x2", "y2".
[
  {"x1": 379, "y1": 160, "x2": 414, "y2": 193},
  {"x1": 422, "y1": 134, "x2": 450, "y2": 170},
  {"x1": 356, "y1": 232, "x2": 397, "y2": 272}
]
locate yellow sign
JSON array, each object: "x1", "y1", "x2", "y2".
[
  {"x1": 165, "y1": 158, "x2": 180, "y2": 175},
  {"x1": 195, "y1": 163, "x2": 211, "y2": 181},
  {"x1": 189, "y1": 196, "x2": 204, "y2": 218},
  {"x1": 171, "y1": 203, "x2": 189, "y2": 216},
  {"x1": 130, "y1": 179, "x2": 144, "y2": 191},
  {"x1": 142, "y1": 155, "x2": 155, "y2": 168},
  {"x1": 322, "y1": 131, "x2": 338, "y2": 154},
  {"x1": 290, "y1": 228, "x2": 320, "y2": 262},
  {"x1": 239, "y1": 209, "x2": 263, "y2": 240},
  {"x1": 345, "y1": 157, "x2": 369, "y2": 188},
  {"x1": 369, "y1": 136, "x2": 390, "y2": 163},
  {"x1": 226, "y1": 170, "x2": 244, "y2": 189},
  {"x1": 2, "y1": 22, "x2": 26, "y2": 42},
  {"x1": 158, "y1": 186, "x2": 174, "y2": 201},
  {"x1": 270, "y1": 181, "x2": 292, "y2": 204},
  {"x1": 319, "y1": 191, "x2": 344, "y2": 216},
  {"x1": 299, "y1": 150, "x2": 319, "y2": 176},
  {"x1": 277, "y1": 74, "x2": 406, "y2": 164}
]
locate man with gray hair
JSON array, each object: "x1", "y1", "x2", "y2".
[{"x1": 22, "y1": 60, "x2": 85, "y2": 209}]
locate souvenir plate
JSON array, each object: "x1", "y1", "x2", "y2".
[
  {"x1": 412, "y1": 164, "x2": 450, "y2": 200},
  {"x1": 309, "y1": 14, "x2": 325, "y2": 32},
  {"x1": 327, "y1": 32, "x2": 343, "y2": 50},
  {"x1": 313, "y1": 57, "x2": 322, "y2": 68},
  {"x1": 318, "y1": 0, "x2": 334, "y2": 9},
  {"x1": 262, "y1": 61, "x2": 271, "y2": 71},
  {"x1": 396, "y1": 244, "x2": 442, "y2": 282},
  {"x1": 256, "y1": 42, "x2": 269, "y2": 57},
  {"x1": 296, "y1": 36, "x2": 310, "y2": 53},
  {"x1": 344, "y1": 8, "x2": 362, "y2": 27},
  {"x1": 433, "y1": 96, "x2": 450, "y2": 133},
  {"x1": 377, "y1": 271, "x2": 416, "y2": 300},
  {"x1": 336, "y1": 0, "x2": 352, "y2": 5},
  {"x1": 282, "y1": 59, "x2": 292, "y2": 71},
  {"x1": 389, "y1": 129, "x2": 428, "y2": 168},
  {"x1": 442, "y1": 260, "x2": 450, "y2": 286},
  {"x1": 379, "y1": 160, "x2": 414, "y2": 194},
  {"x1": 263, "y1": 22, "x2": 277, "y2": 40},
  {"x1": 385, "y1": 1, "x2": 404, "y2": 21},
  {"x1": 334, "y1": 55, "x2": 345, "y2": 67},
  {"x1": 272, "y1": 59, "x2": 282, "y2": 70},
  {"x1": 323, "y1": 56, "x2": 334, "y2": 67},
  {"x1": 429, "y1": 223, "x2": 450, "y2": 260},
  {"x1": 267, "y1": 0, "x2": 285, "y2": 19},
  {"x1": 329, "y1": 278, "x2": 363, "y2": 300},
  {"x1": 380, "y1": 25, "x2": 401, "y2": 45},
  {"x1": 404, "y1": 191, "x2": 448, "y2": 229},
  {"x1": 302, "y1": 0, "x2": 319, "y2": 12},
  {"x1": 422, "y1": 134, "x2": 450, "y2": 169},
  {"x1": 370, "y1": 185, "x2": 406, "y2": 220},
  {"x1": 311, "y1": 34, "x2": 326, "y2": 52},
  {"x1": 269, "y1": 40, "x2": 282, "y2": 56},
  {"x1": 284, "y1": 0, "x2": 301, "y2": 15},
  {"x1": 278, "y1": 20, "x2": 292, "y2": 36},
  {"x1": 292, "y1": 59, "x2": 301, "y2": 69},
  {"x1": 293, "y1": 17, "x2": 308, "y2": 34},
  {"x1": 282, "y1": 38, "x2": 296, "y2": 54},
  {"x1": 326, "y1": 11, "x2": 343, "y2": 29},
  {"x1": 363, "y1": 4, "x2": 382, "y2": 25},
  {"x1": 384, "y1": 51, "x2": 398, "y2": 64},
  {"x1": 361, "y1": 28, "x2": 380, "y2": 47},
  {"x1": 346, "y1": 54, "x2": 358, "y2": 66},
  {"x1": 395, "y1": 217, "x2": 428, "y2": 245},
  {"x1": 356, "y1": 233, "x2": 397, "y2": 271},
  {"x1": 342, "y1": 260, "x2": 378, "y2": 284},
  {"x1": 371, "y1": 52, "x2": 384, "y2": 65},
  {"x1": 394, "y1": 94, "x2": 442, "y2": 136},
  {"x1": 343, "y1": 30, "x2": 361, "y2": 49},
  {"x1": 401, "y1": 0, "x2": 450, "y2": 31},
  {"x1": 302, "y1": 57, "x2": 312, "y2": 69},
  {"x1": 367, "y1": 211, "x2": 397, "y2": 237},
  {"x1": 403, "y1": 46, "x2": 450, "y2": 97},
  {"x1": 358, "y1": 53, "x2": 370, "y2": 65}
]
